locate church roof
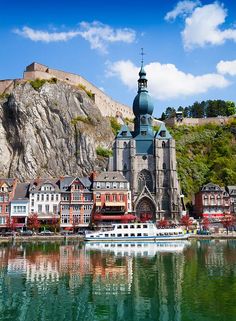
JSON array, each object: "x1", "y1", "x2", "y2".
[
  {"x1": 155, "y1": 122, "x2": 172, "y2": 140},
  {"x1": 133, "y1": 91, "x2": 154, "y2": 116},
  {"x1": 116, "y1": 124, "x2": 133, "y2": 139}
]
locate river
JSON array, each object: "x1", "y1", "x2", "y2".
[{"x1": 0, "y1": 239, "x2": 235, "y2": 321}]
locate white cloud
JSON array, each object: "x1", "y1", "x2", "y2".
[
  {"x1": 217, "y1": 60, "x2": 236, "y2": 76},
  {"x1": 107, "y1": 60, "x2": 229, "y2": 100},
  {"x1": 182, "y1": 3, "x2": 236, "y2": 49},
  {"x1": 13, "y1": 22, "x2": 136, "y2": 53},
  {"x1": 77, "y1": 21, "x2": 136, "y2": 53},
  {"x1": 14, "y1": 26, "x2": 79, "y2": 42},
  {"x1": 165, "y1": 0, "x2": 201, "y2": 21}
]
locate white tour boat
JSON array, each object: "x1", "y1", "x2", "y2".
[{"x1": 84, "y1": 223, "x2": 189, "y2": 242}]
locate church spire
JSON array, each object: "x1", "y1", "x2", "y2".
[
  {"x1": 138, "y1": 48, "x2": 148, "y2": 92},
  {"x1": 132, "y1": 50, "x2": 154, "y2": 117}
]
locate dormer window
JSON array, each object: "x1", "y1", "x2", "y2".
[
  {"x1": 160, "y1": 130, "x2": 166, "y2": 137},
  {"x1": 141, "y1": 131, "x2": 147, "y2": 136},
  {"x1": 122, "y1": 131, "x2": 127, "y2": 137}
]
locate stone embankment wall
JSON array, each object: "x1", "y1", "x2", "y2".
[
  {"x1": 165, "y1": 115, "x2": 236, "y2": 127},
  {"x1": 23, "y1": 62, "x2": 134, "y2": 119}
]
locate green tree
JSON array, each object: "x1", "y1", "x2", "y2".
[
  {"x1": 226, "y1": 101, "x2": 236, "y2": 116},
  {"x1": 165, "y1": 107, "x2": 176, "y2": 118}
]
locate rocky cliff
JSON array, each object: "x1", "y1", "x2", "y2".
[{"x1": 0, "y1": 80, "x2": 114, "y2": 180}]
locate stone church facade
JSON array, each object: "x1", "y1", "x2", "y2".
[{"x1": 109, "y1": 65, "x2": 182, "y2": 221}]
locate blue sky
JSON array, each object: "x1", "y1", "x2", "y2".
[{"x1": 1, "y1": 0, "x2": 236, "y2": 117}]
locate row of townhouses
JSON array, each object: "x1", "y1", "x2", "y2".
[
  {"x1": 0, "y1": 172, "x2": 133, "y2": 231},
  {"x1": 0, "y1": 176, "x2": 236, "y2": 231}
]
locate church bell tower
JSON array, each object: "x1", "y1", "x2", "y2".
[{"x1": 110, "y1": 62, "x2": 182, "y2": 221}]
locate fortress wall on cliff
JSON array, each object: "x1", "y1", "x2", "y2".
[
  {"x1": 23, "y1": 63, "x2": 134, "y2": 119},
  {"x1": 165, "y1": 115, "x2": 235, "y2": 127}
]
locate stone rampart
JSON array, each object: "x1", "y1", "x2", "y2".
[
  {"x1": 24, "y1": 63, "x2": 134, "y2": 119},
  {"x1": 165, "y1": 115, "x2": 235, "y2": 127}
]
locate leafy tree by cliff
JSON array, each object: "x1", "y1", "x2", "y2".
[{"x1": 169, "y1": 119, "x2": 236, "y2": 205}]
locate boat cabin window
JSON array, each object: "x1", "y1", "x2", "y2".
[
  {"x1": 124, "y1": 225, "x2": 128, "y2": 229},
  {"x1": 131, "y1": 233, "x2": 135, "y2": 236},
  {"x1": 143, "y1": 233, "x2": 148, "y2": 236},
  {"x1": 124, "y1": 233, "x2": 129, "y2": 237},
  {"x1": 117, "y1": 234, "x2": 122, "y2": 237},
  {"x1": 143, "y1": 225, "x2": 148, "y2": 228},
  {"x1": 130, "y1": 225, "x2": 135, "y2": 228},
  {"x1": 137, "y1": 225, "x2": 141, "y2": 228},
  {"x1": 117, "y1": 225, "x2": 122, "y2": 229},
  {"x1": 137, "y1": 233, "x2": 142, "y2": 236},
  {"x1": 111, "y1": 234, "x2": 115, "y2": 237},
  {"x1": 105, "y1": 234, "x2": 109, "y2": 237}
]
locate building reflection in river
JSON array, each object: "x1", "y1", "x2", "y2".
[{"x1": 0, "y1": 241, "x2": 191, "y2": 321}]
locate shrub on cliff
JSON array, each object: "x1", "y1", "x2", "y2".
[
  {"x1": 30, "y1": 78, "x2": 57, "y2": 91},
  {"x1": 96, "y1": 146, "x2": 113, "y2": 158},
  {"x1": 71, "y1": 115, "x2": 92, "y2": 126},
  {"x1": 110, "y1": 117, "x2": 121, "y2": 135}
]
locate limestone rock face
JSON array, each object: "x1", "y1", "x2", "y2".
[{"x1": 0, "y1": 81, "x2": 114, "y2": 180}]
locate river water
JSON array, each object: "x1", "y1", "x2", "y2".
[{"x1": 0, "y1": 239, "x2": 235, "y2": 321}]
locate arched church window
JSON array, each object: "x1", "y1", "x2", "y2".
[
  {"x1": 162, "y1": 193, "x2": 169, "y2": 211},
  {"x1": 137, "y1": 169, "x2": 153, "y2": 192},
  {"x1": 162, "y1": 141, "x2": 165, "y2": 148},
  {"x1": 123, "y1": 142, "x2": 127, "y2": 148},
  {"x1": 163, "y1": 163, "x2": 166, "y2": 170},
  {"x1": 123, "y1": 164, "x2": 127, "y2": 177}
]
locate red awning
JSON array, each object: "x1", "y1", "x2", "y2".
[{"x1": 94, "y1": 214, "x2": 136, "y2": 221}]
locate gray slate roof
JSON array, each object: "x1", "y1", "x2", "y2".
[
  {"x1": 94, "y1": 171, "x2": 127, "y2": 182},
  {"x1": 29, "y1": 178, "x2": 60, "y2": 192},
  {"x1": 60, "y1": 176, "x2": 92, "y2": 191},
  {"x1": 12, "y1": 183, "x2": 30, "y2": 200}
]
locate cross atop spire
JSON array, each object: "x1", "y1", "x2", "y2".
[{"x1": 140, "y1": 48, "x2": 146, "y2": 67}]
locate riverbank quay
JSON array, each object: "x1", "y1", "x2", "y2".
[
  {"x1": 0, "y1": 234, "x2": 84, "y2": 243},
  {"x1": 189, "y1": 233, "x2": 236, "y2": 239}
]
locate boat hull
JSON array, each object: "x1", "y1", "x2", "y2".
[{"x1": 84, "y1": 234, "x2": 189, "y2": 242}]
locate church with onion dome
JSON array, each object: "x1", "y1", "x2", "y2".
[{"x1": 109, "y1": 63, "x2": 182, "y2": 221}]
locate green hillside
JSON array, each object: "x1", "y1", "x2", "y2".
[{"x1": 169, "y1": 119, "x2": 236, "y2": 206}]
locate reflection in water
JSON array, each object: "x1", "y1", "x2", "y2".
[{"x1": 0, "y1": 240, "x2": 235, "y2": 321}]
